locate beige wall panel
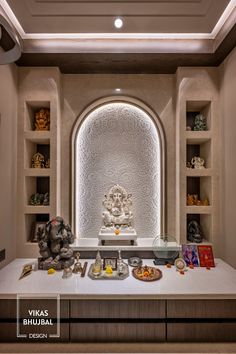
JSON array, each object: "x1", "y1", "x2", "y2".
[
  {"x1": 219, "y1": 47, "x2": 236, "y2": 269},
  {"x1": 0, "y1": 63, "x2": 18, "y2": 269}
]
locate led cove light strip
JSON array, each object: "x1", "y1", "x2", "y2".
[{"x1": 0, "y1": 0, "x2": 235, "y2": 40}]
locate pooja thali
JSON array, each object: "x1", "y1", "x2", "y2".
[{"x1": 132, "y1": 265, "x2": 162, "y2": 282}]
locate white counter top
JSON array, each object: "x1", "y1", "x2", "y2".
[{"x1": 0, "y1": 258, "x2": 236, "y2": 300}]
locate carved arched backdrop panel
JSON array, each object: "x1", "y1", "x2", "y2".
[{"x1": 74, "y1": 100, "x2": 164, "y2": 238}]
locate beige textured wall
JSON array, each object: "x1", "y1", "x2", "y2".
[
  {"x1": 61, "y1": 74, "x2": 176, "y2": 236},
  {"x1": 0, "y1": 63, "x2": 18, "y2": 268},
  {"x1": 219, "y1": 47, "x2": 236, "y2": 268}
]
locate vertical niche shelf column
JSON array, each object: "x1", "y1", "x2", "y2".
[
  {"x1": 17, "y1": 96, "x2": 60, "y2": 257},
  {"x1": 178, "y1": 100, "x2": 219, "y2": 247}
]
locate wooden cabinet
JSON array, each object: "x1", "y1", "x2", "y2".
[
  {"x1": 0, "y1": 299, "x2": 236, "y2": 342},
  {"x1": 167, "y1": 300, "x2": 236, "y2": 342}
]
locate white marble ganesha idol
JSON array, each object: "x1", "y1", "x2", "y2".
[{"x1": 102, "y1": 184, "x2": 133, "y2": 227}]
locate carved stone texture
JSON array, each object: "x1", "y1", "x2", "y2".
[
  {"x1": 75, "y1": 102, "x2": 161, "y2": 238},
  {"x1": 38, "y1": 216, "x2": 75, "y2": 270}
]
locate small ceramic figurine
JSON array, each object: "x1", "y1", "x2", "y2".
[
  {"x1": 62, "y1": 266, "x2": 73, "y2": 279},
  {"x1": 73, "y1": 252, "x2": 83, "y2": 274},
  {"x1": 117, "y1": 249, "x2": 126, "y2": 275},
  {"x1": 191, "y1": 156, "x2": 205, "y2": 169},
  {"x1": 187, "y1": 194, "x2": 195, "y2": 206},
  {"x1": 186, "y1": 162, "x2": 192, "y2": 170},
  {"x1": 45, "y1": 159, "x2": 50, "y2": 168},
  {"x1": 187, "y1": 220, "x2": 204, "y2": 243},
  {"x1": 37, "y1": 216, "x2": 75, "y2": 270},
  {"x1": 186, "y1": 194, "x2": 209, "y2": 206},
  {"x1": 193, "y1": 113, "x2": 207, "y2": 131},
  {"x1": 32, "y1": 152, "x2": 45, "y2": 168},
  {"x1": 30, "y1": 193, "x2": 49, "y2": 206},
  {"x1": 35, "y1": 108, "x2": 50, "y2": 131}
]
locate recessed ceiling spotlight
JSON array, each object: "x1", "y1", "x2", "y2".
[
  {"x1": 114, "y1": 17, "x2": 123, "y2": 29},
  {"x1": 115, "y1": 88, "x2": 121, "y2": 92}
]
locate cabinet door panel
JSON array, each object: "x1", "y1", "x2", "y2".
[
  {"x1": 71, "y1": 322, "x2": 165, "y2": 342},
  {"x1": 0, "y1": 300, "x2": 69, "y2": 319},
  {"x1": 0, "y1": 323, "x2": 69, "y2": 342},
  {"x1": 70, "y1": 300, "x2": 165, "y2": 319},
  {"x1": 167, "y1": 323, "x2": 236, "y2": 342},
  {"x1": 167, "y1": 300, "x2": 236, "y2": 318}
]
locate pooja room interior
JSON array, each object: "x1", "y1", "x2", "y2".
[
  {"x1": 0, "y1": 0, "x2": 236, "y2": 268},
  {"x1": 2, "y1": 0, "x2": 236, "y2": 346}
]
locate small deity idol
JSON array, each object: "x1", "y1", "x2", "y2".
[
  {"x1": 35, "y1": 108, "x2": 50, "y2": 131},
  {"x1": 191, "y1": 156, "x2": 205, "y2": 169},
  {"x1": 32, "y1": 152, "x2": 45, "y2": 168},
  {"x1": 193, "y1": 113, "x2": 207, "y2": 131}
]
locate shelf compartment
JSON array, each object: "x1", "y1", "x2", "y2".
[
  {"x1": 186, "y1": 214, "x2": 212, "y2": 243},
  {"x1": 186, "y1": 101, "x2": 211, "y2": 131},
  {"x1": 25, "y1": 176, "x2": 50, "y2": 206},
  {"x1": 187, "y1": 141, "x2": 211, "y2": 168},
  {"x1": 187, "y1": 176, "x2": 212, "y2": 205},
  {"x1": 25, "y1": 140, "x2": 50, "y2": 169},
  {"x1": 25, "y1": 101, "x2": 50, "y2": 132},
  {"x1": 25, "y1": 213, "x2": 49, "y2": 242}
]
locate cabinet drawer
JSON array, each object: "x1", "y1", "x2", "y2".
[
  {"x1": 0, "y1": 323, "x2": 69, "y2": 342},
  {"x1": 167, "y1": 300, "x2": 236, "y2": 318},
  {"x1": 167, "y1": 323, "x2": 236, "y2": 342},
  {"x1": 70, "y1": 322, "x2": 165, "y2": 342},
  {"x1": 70, "y1": 300, "x2": 165, "y2": 319},
  {"x1": 0, "y1": 300, "x2": 69, "y2": 319}
]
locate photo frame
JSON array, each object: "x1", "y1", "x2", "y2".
[
  {"x1": 31, "y1": 221, "x2": 47, "y2": 243},
  {"x1": 103, "y1": 257, "x2": 117, "y2": 270}
]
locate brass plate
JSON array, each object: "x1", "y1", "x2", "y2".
[{"x1": 132, "y1": 266, "x2": 162, "y2": 282}]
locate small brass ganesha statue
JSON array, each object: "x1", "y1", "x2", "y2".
[{"x1": 35, "y1": 108, "x2": 50, "y2": 131}]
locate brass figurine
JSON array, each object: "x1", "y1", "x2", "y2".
[
  {"x1": 35, "y1": 108, "x2": 50, "y2": 131},
  {"x1": 32, "y1": 152, "x2": 45, "y2": 168}
]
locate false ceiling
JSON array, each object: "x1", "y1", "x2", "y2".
[
  {"x1": 0, "y1": 0, "x2": 236, "y2": 73},
  {"x1": 4, "y1": 0, "x2": 231, "y2": 34}
]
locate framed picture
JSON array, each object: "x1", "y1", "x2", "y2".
[
  {"x1": 103, "y1": 257, "x2": 117, "y2": 270},
  {"x1": 31, "y1": 221, "x2": 47, "y2": 242},
  {"x1": 197, "y1": 245, "x2": 215, "y2": 267},
  {"x1": 182, "y1": 244, "x2": 199, "y2": 266}
]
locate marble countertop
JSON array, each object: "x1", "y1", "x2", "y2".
[{"x1": 0, "y1": 258, "x2": 236, "y2": 299}]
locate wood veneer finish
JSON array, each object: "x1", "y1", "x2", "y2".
[
  {"x1": 167, "y1": 300, "x2": 236, "y2": 318},
  {"x1": 70, "y1": 300, "x2": 166, "y2": 319},
  {"x1": 0, "y1": 323, "x2": 69, "y2": 342},
  {"x1": 0, "y1": 300, "x2": 69, "y2": 319},
  {"x1": 70, "y1": 322, "x2": 165, "y2": 342},
  {"x1": 167, "y1": 323, "x2": 236, "y2": 342}
]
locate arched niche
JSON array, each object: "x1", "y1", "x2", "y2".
[{"x1": 72, "y1": 97, "x2": 165, "y2": 239}]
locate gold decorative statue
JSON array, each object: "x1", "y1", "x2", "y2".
[
  {"x1": 35, "y1": 108, "x2": 50, "y2": 131},
  {"x1": 32, "y1": 152, "x2": 45, "y2": 168}
]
